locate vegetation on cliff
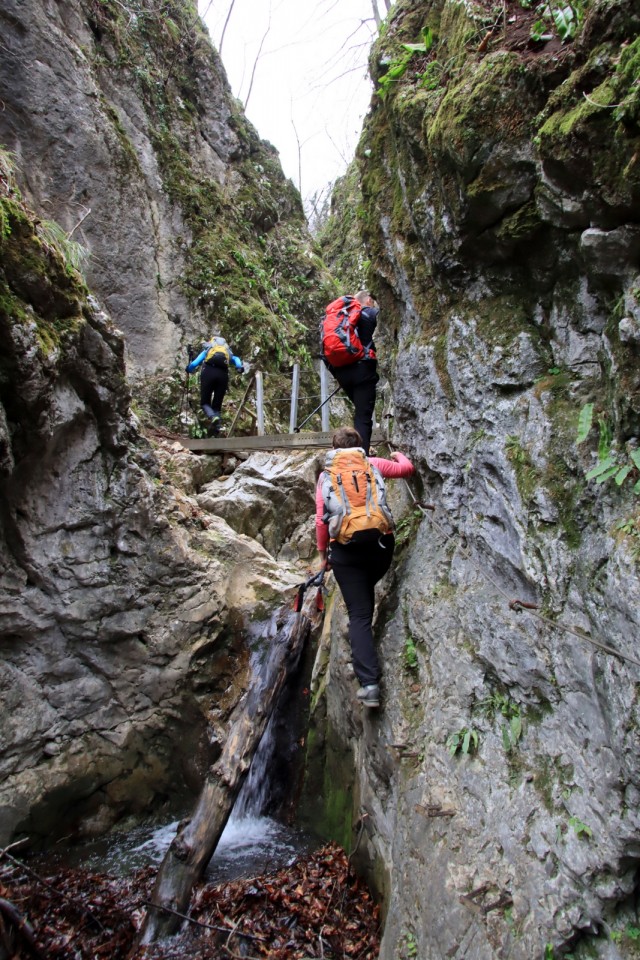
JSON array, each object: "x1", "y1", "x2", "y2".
[
  {"x1": 355, "y1": 0, "x2": 640, "y2": 534},
  {"x1": 56, "y1": 0, "x2": 339, "y2": 434}
]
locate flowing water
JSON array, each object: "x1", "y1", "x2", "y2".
[
  {"x1": 48, "y1": 811, "x2": 312, "y2": 883},
  {"x1": 41, "y1": 711, "x2": 315, "y2": 881}
]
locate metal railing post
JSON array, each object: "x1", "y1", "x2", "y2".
[
  {"x1": 289, "y1": 363, "x2": 300, "y2": 434},
  {"x1": 320, "y1": 363, "x2": 330, "y2": 431},
  {"x1": 255, "y1": 371, "x2": 264, "y2": 436}
]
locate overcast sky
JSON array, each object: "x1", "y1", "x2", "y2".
[{"x1": 198, "y1": 0, "x2": 379, "y2": 214}]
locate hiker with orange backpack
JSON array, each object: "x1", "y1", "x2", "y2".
[
  {"x1": 315, "y1": 426, "x2": 415, "y2": 708},
  {"x1": 186, "y1": 336, "x2": 244, "y2": 437},
  {"x1": 321, "y1": 291, "x2": 379, "y2": 455}
]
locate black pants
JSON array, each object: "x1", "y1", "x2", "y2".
[
  {"x1": 200, "y1": 363, "x2": 229, "y2": 419},
  {"x1": 329, "y1": 533, "x2": 394, "y2": 686},
  {"x1": 333, "y1": 360, "x2": 378, "y2": 454}
]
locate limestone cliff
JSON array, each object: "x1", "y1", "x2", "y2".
[
  {"x1": 0, "y1": 0, "x2": 328, "y2": 861},
  {"x1": 3, "y1": 0, "x2": 640, "y2": 956},
  {"x1": 305, "y1": 1, "x2": 640, "y2": 958},
  {"x1": 0, "y1": 0, "x2": 334, "y2": 432}
]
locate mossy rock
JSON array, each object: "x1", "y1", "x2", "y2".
[
  {"x1": 426, "y1": 53, "x2": 533, "y2": 178},
  {"x1": 536, "y1": 39, "x2": 640, "y2": 215}
]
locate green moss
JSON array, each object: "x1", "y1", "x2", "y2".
[
  {"x1": 614, "y1": 35, "x2": 640, "y2": 127},
  {"x1": 100, "y1": 98, "x2": 141, "y2": 176},
  {"x1": 317, "y1": 161, "x2": 366, "y2": 292},
  {"x1": 472, "y1": 294, "x2": 542, "y2": 350},
  {"x1": 299, "y1": 725, "x2": 354, "y2": 851},
  {"x1": 532, "y1": 756, "x2": 575, "y2": 814},
  {"x1": 505, "y1": 436, "x2": 538, "y2": 504},
  {"x1": 427, "y1": 53, "x2": 531, "y2": 168},
  {"x1": 433, "y1": 332, "x2": 455, "y2": 401},
  {"x1": 492, "y1": 200, "x2": 544, "y2": 246},
  {"x1": 545, "y1": 455, "x2": 583, "y2": 549},
  {"x1": 539, "y1": 79, "x2": 618, "y2": 142},
  {"x1": 0, "y1": 191, "x2": 86, "y2": 356},
  {"x1": 535, "y1": 39, "x2": 640, "y2": 208},
  {"x1": 535, "y1": 374, "x2": 585, "y2": 549},
  {"x1": 439, "y1": 0, "x2": 496, "y2": 56}
]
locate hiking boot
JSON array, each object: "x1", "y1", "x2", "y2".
[
  {"x1": 356, "y1": 684, "x2": 380, "y2": 708},
  {"x1": 207, "y1": 416, "x2": 221, "y2": 438}
]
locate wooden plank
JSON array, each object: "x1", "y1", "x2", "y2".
[{"x1": 179, "y1": 428, "x2": 385, "y2": 454}]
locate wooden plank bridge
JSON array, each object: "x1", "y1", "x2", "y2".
[{"x1": 180, "y1": 428, "x2": 386, "y2": 454}]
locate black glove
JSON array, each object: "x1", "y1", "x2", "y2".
[
  {"x1": 187, "y1": 343, "x2": 195, "y2": 362},
  {"x1": 185, "y1": 364, "x2": 191, "y2": 373},
  {"x1": 238, "y1": 365, "x2": 245, "y2": 374}
]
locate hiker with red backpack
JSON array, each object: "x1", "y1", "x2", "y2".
[
  {"x1": 321, "y1": 291, "x2": 380, "y2": 455},
  {"x1": 315, "y1": 426, "x2": 415, "y2": 708},
  {"x1": 186, "y1": 336, "x2": 244, "y2": 437}
]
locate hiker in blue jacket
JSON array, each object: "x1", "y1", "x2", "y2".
[{"x1": 186, "y1": 336, "x2": 244, "y2": 437}]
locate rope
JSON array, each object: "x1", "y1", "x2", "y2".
[{"x1": 383, "y1": 437, "x2": 640, "y2": 672}]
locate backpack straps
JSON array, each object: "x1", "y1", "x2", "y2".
[
  {"x1": 365, "y1": 470, "x2": 375, "y2": 519},
  {"x1": 335, "y1": 471, "x2": 351, "y2": 516}
]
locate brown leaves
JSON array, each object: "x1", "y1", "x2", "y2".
[{"x1": 2, "y1": 842, "x2": 380, "y2": 959}]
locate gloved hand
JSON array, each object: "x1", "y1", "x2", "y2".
[
  {"x1": 185, "y1": 364, "x2": 191, "y2": 373},
  {"x1": 238, "y1": 365, "x2": 245, "y2": 374}
]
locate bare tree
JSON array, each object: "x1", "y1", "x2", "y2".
[
  {"x1": 218, "y1": 0, "x2": 235, "y2": 56},
  {"x1": 291, "y1": 114, "x2": 303, "y2": 195},
  {"x1": 243, "y1": 1, "x2": 272, "y2": 110}
]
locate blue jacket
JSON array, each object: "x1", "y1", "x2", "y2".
[{"x1": 186, "y1": 336, "x2": 243, "y2": 373}]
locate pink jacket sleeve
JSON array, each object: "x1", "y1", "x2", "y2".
[
  {"x1": 314, "y1": 452, "x2": 415, "y2": 552},
  {"x1": 315, "y1": 478, "x2": 328, "y2": 552},
  {"x1": 369, "y1": 451, "x2": 415, "y2": 479}
]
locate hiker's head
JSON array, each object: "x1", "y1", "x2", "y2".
[
  {"x1": 332, "y1": 427, "x2": 363, "y2": 449},
  {"x1": 355, "y1": 289, "x2": 378, "y2": 309}
]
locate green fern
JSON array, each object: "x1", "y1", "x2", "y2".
[{"x1": 576, "y1": 403, "x2": 593, "y2": 444}]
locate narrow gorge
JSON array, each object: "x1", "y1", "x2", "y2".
[{"x1": 1, "y1": 0, "x2": 640, "y2": 958}]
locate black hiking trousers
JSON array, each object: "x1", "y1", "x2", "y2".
[
  {"x1": 332, "y1": 359, "x2": 378, "y2": 454},
  {"x1": 200, "y1": 362, "x2": 229, "y2": 419},
  {"x1": 329, "y1": 532, "x2": 395, "y2": 687}
]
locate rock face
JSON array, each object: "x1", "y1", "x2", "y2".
[
  {"x1": 306, "y1": 1, "x2": 640, "y2": 957},
  {"x1": 0, "y1": 0, "x2": 332, "y2": 385},
  {"x1": 196, "y1": 451, "x2": 319, "y2": 562},
  {"x1": 3, "y1": 0, "x2": 640, "y2": 956},
  {"x1": 0, "y1": 173, "x2": 304, "y2": 845}
]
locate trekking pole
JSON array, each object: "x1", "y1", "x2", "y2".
[
  {"x1": 294, "y1": 386, "x2": 341, "y2": 433},
  {"x1": 293, "y1": 567, "x2": 326, "y2": 612}
]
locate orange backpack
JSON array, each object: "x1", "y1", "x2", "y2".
[{"x1": 321, "y1": 448, "x2": 394, "y2": 544}]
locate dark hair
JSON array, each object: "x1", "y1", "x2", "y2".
[{"x1": 332, "y1": 426, "x2": 363, "y2": 449}]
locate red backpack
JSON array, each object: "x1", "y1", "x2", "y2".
[{"x1": 321, "y1": 296, "x2": 365, "y2": 368}]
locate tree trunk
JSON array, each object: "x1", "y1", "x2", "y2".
[{"x1": 137, "y1": 591, "x2": 321, "y2": 945}]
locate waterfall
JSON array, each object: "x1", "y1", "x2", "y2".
[{"x1": 232, "y1": 713, "x2": 278, "y2": 818}]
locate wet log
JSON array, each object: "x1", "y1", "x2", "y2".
[{"x1": 137, "y1": 590, "x2": 321, "y2": 945}]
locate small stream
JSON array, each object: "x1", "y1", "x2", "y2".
[
  {"x1": 48, "y1": 811, "x2": 313, "y2": 883},
  {"x1": 43, "y1": 707, "x2": 316, "y2": 882}
]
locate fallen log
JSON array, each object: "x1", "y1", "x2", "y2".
[{"x1": 137, "y1": 588, "x2": 321, "y2": 946}]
